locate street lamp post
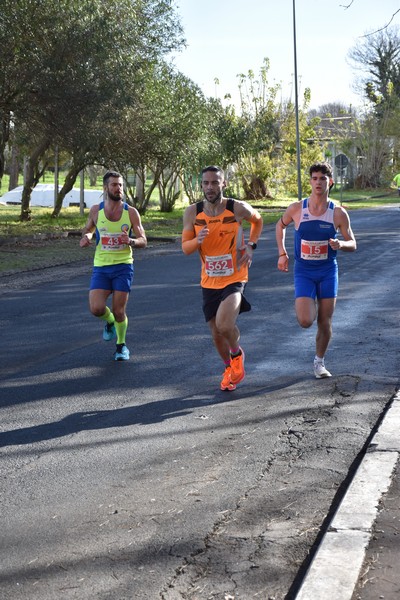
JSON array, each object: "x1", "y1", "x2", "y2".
[{"x1": 292, "y1": 0, "x2": 302, "y2": 200}]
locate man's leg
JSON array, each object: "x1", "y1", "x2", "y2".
[
  {"x1": 208, "y1": 317, "x2": 231, "y2": 364},
  {"x1": 295, "y1": 296, "x2": 317, "y2": 329},
  {"x1": 315, "y1": 297, "x2": 336, "y2": 359},
  {"x1": 214, "y1": 292, "x2": 242, "y2": 351},
  {"x1": 312, "y1": 297, "x2": 336, "y2": 378},
  {"x1": 207, "y1": 293, "x2": 241, "y2": 361},
  {"x1": 89, "y1": 288, "x2": 112, "y2": 318},
  {"x1": 294, "y1": 295, "x2": 335, "y2": 352},
  {"x1": 295, "y1": 294, "x2": 335, "y2": 378},
  {"x1": 216, "y1": 292, "x2": 246, "y2": 384},
  {"x1": 208, "y1": 291, "x2": 244, "y2": 388},
  {"x1": 88, "y1": 288, "x2": 116, "y2": 342},
  {"x1": 112, "y1": 290, "x2": 130, "y2": 345}
]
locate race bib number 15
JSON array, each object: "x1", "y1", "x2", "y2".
[
  {"x1": 301, "y1": 239, "x2": 329, "y2": 260},
  {"x1": 205, "y1": 253, "x2": 234, "y2": 277}
]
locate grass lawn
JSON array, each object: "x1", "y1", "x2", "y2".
[
  {"x1": 0, "y1": 188, "x2": 398, "y2": 239},
  {"x1": 0, "y1": 187, "x2": 397, "y2": 276}
]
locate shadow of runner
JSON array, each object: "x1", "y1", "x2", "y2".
[{"x1": 0, "y1": 376, "x2": 306, "y2": 447}]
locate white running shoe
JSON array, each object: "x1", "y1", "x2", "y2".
[{"x1": 314, "y1": 360, "x2": 332, "y2": 379}]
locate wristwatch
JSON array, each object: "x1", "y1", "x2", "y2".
[{"x1": 247, "y1": 242, "x2": 257, "y2": 250}]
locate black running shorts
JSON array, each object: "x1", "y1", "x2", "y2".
[{"x1": 201, "y1": 282, "x2": 251, "y2": 322}]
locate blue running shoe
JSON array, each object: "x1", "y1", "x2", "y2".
[
  {"x1": 103, "y1": 322, "x2": 116, "y2": 341},
  {"x1": 114, "y1": 344, "x2": 130, "y2": 361}
]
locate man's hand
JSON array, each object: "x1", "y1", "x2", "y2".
[
  {"x1": 197, "y1": 226, "x2": 209, "y2": 245},
  {"x1": 277, "y1": 254, "x2": 289, "y2": 272},
  {"x1": 329, "y1": 238, "x2": 341, "y2": 250},
  {"x1": 238, "y1": 244, "x2": 253, "y2": 268},
  {"x1": 120, "y1": 231, "x2": 131, "y2": 246},
  {"x1": 80, "y1": 234, "x2": 92, "y2": 248}
]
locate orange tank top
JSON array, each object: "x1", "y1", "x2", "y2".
[{"x1": 194, "y1": 199, "x2": 248, "y2": 289}]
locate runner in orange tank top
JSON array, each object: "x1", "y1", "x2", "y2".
[{"x1": 182, "y1": 165, "x2": 263, "y2": 391}]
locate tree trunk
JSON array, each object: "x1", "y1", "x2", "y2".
[
  {"x1": 52, "y1": 162, "x2": 83, "y2": 217},
  {"x1": 135, "y1": 169, "x2": 146, "y2": 209},
  {"x1": 242, "y1": 175, "x2": 268, "y2": 200},
  {"x1": 19, "y1": 138, "x2": 51, "y2": 221},
  {"x1": 129, "y1": 167, "x2": 157, "y2": 214},
  {"x1": 159, "y1": 168, "x2": 180, "y2": 212},
  {"x1": 0, "y1": 110, "x2": 11, "y2": 187},
  {"x1": 181, "y1": 171, "x2": 201, "y2": 204},
  {"x1": 8, "y1": 144, "x2": 20, "y2": 190},
  {"x1": 88, "y1": 165, "x2": 98, "y2": 186}
]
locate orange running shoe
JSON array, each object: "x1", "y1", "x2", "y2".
[
  {"x1": 220, "y1": 365, "x2": 236, "y2": 391},
  {"x1": 230, "y1": 348, "x2": 245, "y2": 384}
]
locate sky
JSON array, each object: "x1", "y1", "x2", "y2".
[{"x1": 171, "y1": 0, "x2": 400, "y2": 111}]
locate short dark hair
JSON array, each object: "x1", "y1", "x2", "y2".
[
  {"x1": 201, "y1": 165, "x2": 224, "y2": 178},
  {"x1": 103, "y1": 170, "x2": 123, "y2": 185},
  {"x1": 309, "y1": 162, "x2": 333, "y2": 178}
]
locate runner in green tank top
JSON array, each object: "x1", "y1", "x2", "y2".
[{"x1": 80, "y1": 171, "x2": 147, "y2": 361}]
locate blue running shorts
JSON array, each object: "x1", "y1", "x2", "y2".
[
  {"x1": 294, "y1": 261, "x2": 338, "y2": 299},
  {"x1": 90, "y1": 264, "x2": 134, "y2": 293}
]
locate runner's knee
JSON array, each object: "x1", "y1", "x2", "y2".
[{"x1": 297, "y1": 315, "x2": 314, "y2": 328}]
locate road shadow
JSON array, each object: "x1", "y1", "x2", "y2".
[{"x1": 0, "y1": 376, "x2": 306, "y2": 448}]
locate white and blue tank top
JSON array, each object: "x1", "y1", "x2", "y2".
[{"x1": 294, "y1": 198, "x2": 337, "y2": 266}]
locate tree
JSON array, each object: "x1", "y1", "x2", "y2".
[
  {"x1": 273, "y1": 91, "x2": 325, "y2": 198},
  {"x1": 213, "y1": 59, "x2": 324, "y2": 201},
  {"x1": 0, "y1": 0, "x2": 42, "y2": 183},
  {"x1": 308, "y1": 102, "x2": 354, "y2": 119},
  {"x1": 341, "y1": 103, "x2": 395, "y2": 189},
  {"x1": 109, "y1": 63, "x2": 211, "y2": 212},
  {"x1": 223, "y1": 59, "x2": 282, "y2": 200},
  {"x1": 347, "y1": 26, "x2": 400, "y2": 112},
  {"x1": 144, "y1": 66, "x2": 210, "y2": 212},
  {"x1": 347, "y1": 26, "x2": 400, "y2": 186},
  {"x1": 0, "y1": 0, "x2": 185, "y2": 219}
]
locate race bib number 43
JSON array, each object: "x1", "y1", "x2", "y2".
[
  {"x1": 101, "y1": 234, "x2": 124, "y2": 251},
  {"x1": 205, "y1": 253, "x2": 234, "y2": 277},
  {"x1": 301, "y1": 239, "x2": 329, "y2": 260}
]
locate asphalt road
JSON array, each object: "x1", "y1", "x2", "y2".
[{"x1": 0, "y1": 207, "x2": 399, "y2": 600}]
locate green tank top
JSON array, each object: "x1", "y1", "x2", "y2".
[{"x1": 94, "y1": 201, "x2": 133, "y2": 266}]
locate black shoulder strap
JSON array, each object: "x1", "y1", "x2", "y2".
[
  {"x1": 196, "y1": 201, "x2": 204, "y2": 215},
  {"x1": 226, "y1": 198, "x2": 235, "y2": 213},
  {"x1": 196, "y1": 199, "x2": 234, "y2": 214}
]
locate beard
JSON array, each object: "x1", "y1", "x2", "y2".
[
  {"x1": 204, "y1": 190, "x2": 222, "y2": 204},
  {"x1": 107, "y1": 190, "x2": 122, "y2": 202}
]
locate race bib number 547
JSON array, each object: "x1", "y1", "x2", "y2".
[
  {"x1": 205, "y1": 253, "x2": 234, "y2": 277},
  {"x1": 301, "y1": 239, "x2": 328, "y2": 260}
]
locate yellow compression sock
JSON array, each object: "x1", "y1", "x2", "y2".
[
  {"x1": 100, "y1": 306, "x2": 115, "y2": 324},
  {"x1": 115, "y1": 317, "x2": 128, "y2": 344}
]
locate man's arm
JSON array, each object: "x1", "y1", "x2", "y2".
[
  {"x1": 275, "y1": 203, "x2": 298, "y2": 271},
  {"x1": 331, "y1": 207, "x2": 357, "y2": 252},
  {"x1": 234, "y1": 201, "x2": 263, "y2": 240},
  {"x1": 233, "y1": 201, "x2": 263, "y2": 266},
  {"x1": 244, "y1": 205, "x2": 263, "y2": 246},
  {"x1": 79, "y1": 205, "x2": 98, "y2": 247},
  {"x1": 124, "y1": 206, "x2": 147, "y2": 248},
  {"x1": 182, "y1": 204, "x2": 208, "y2": 254}
]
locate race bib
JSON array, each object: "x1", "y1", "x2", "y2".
[
  {"x1": 301, "y1": 239, "x2": 328, "y2": 260},
  {"x1": 205, "y1": 253, "x2": 234, "y2": 277},
  {"x1": 101, "y1": 233, "x2": 124, "y2": 251}
]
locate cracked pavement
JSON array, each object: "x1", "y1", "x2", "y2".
[{"x1": 0, "y1": 208, "x2": 399, "y2": 599}]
